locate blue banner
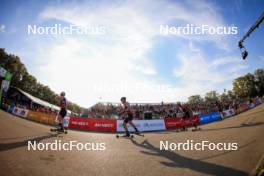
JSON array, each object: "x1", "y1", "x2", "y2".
[
  {"x1": 199, "y1": 112, "x2": 222, "y2": 124},
  {"x1": 7, "y1": 104, "x2": 15, "y2": 113}
]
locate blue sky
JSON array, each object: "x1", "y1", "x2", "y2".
[{"x1": 0, "y1": 0, "x2": 263, "y2": 107}]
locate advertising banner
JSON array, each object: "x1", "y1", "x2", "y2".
[
  {"x1": 39, "y1": 113, "x2": 56, "y2": 125},
  {"x1": 0, "y1": 67, "x2": 6, "y2": 77},
  {"x1": 254, "y1": 98, "x2": 262, "y2": 105},
  {"x1": 1, "y1": 80, "x2": 10, "y2": 92},
  {"x1": 222, "y1": 109, "x2": 235, "y2": 119},
  {"x1": 12, "y1": 107, "x2": 29, "y2": 118},
  {"x1": 27, "y1": 110, "x2": 56, "y2": 125},
  {"x1": 116, "y1": 119, "x2": 165, "y2": 132},
  {"x1": 27, "y1": 110, "x2": 41, "y2": 121},
  {"x1": 237, "y1": 104, "x2": 249, "y2": 113},
  {"x1": 89, "y1": 118, "x2": 116, "y2": 132},
  {"x1": 249, "y1": 103, "x2": 255, "y2": 109},
  {"x1": 164, "y1": 117, "x2": 184, "y2": 129},
  {"x1": 8, "y1": 104, "x2": 15, "y2": 113},
  {"x1": 198, "y1": 112, "x2": 222, "y2": 124},
  {"x1": 68, "y1": 118, "x2": 116, "y2": 132},
  {"x1": 183, "y1": 116, "x2": 200, "y2": 127}
]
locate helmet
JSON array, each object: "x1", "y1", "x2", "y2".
[{"x1": 60, "y1": 91, "x2": 66, "y2": 96}]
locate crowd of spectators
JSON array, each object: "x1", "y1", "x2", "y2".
[
  {"x1": 9, "y1": 101, "x2": 59, "y2": 115},
  {"x1": 4, "y1": 94, "x2": 263, "y2": 119},
  {"x1": 87, "y1": 96, "x2": 263, "y2": 119}
]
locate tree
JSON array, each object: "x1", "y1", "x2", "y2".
[
  {"x1": 0, "y1": 52, "x2": 27, "y2": 88},
  {"x1": 0, "y1": 48, "x2": 84, "y2": 113},
  {"x1": 188, "y1": 95, "x2": 203, "y2": 104},
  {"x1": 254, "y1": 68, "x2": 264, "y2": 96},
  {"x1": 233, "y1": 73, "x2": 257, "y2": 98},
  {"x1": 205, "y1": 91, "x2": 219, "y2": 103},
  {"x1": 227, "y1": 90, "x2": 235, "y2": 100}
]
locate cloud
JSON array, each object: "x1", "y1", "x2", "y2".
[
  {"x1": 173, "y1": 41, "x2": 247, "y2": 91},
  {"x1": 28, "y1": 0, "x2": 240, "y2": 107},
  {"x1": 259, "y1": 55, "x2": 264, "y2": 62},
  {"x1": 0, "y1": 24, "x2": 5, "y2": 32},
  {"x1": 39, "y1": 0, "x2": 232, "y2": 49},
  {"x1": 234, "y1": 0, "x2": 243, "y2": 11},
  {"x1": 210, "y1": 56, "x2": 240, "y2": 67}
]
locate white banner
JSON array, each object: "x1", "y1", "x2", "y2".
[
  {"x1": 1, "y1": 80, "x2": 10, "y2": 92},
  {"x1": 0, "y1": 67, "x2": 6, "y2": 77},
  {"x1": 12, "y1": 107, "x2": 29, "y2": 118},
  {"x1": 249, "y1": 103, "x2": 255, "y2": 109},
  {"x1": 117, "y1": 119, "x2": 165, "y2": 132},
  {"x1": 222, "y1": 109, "x2": 235, "y2": 119}
]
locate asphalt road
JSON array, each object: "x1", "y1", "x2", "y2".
[{"x1": 0, "y1": 104, "x2": 264, "y2": 176}]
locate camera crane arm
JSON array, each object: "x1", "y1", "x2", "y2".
[{"x1": 238, "y1": 12, "x2": 264, "y2": 59}]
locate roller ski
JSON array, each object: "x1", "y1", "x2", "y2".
[
  {"x1": 116, "y1": 133, "x2": 134, "y2": 139},
  {"x1": 50, "y1": 127, "x2": 68, "y2": 134},
  {"x1": 116, "y1": 130, "x2": 134, "y2": 138},
  {"x1": 192, "y1": 127, "x2": 202, "y2": 132}
]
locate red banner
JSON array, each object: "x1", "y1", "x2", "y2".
[
  {"x1": 164, "y1": 116, "x2": 200, "y2": 129},
  {"x1": 164, "y1": 117, "x2": 184, "y2": 129},
  {"x1": 183, "y1": 116, "x2": 200, "y2": 127},
  {"x1": 68, "y1": 118, "x2": 116, "y2": 132},
  {"x1": 238, "y1": 103, "x2": 249, "y2": 113}
]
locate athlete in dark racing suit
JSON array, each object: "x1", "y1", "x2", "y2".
[
  {"x1": 58, "y1": 91, "x2": 67, "y2": 131},
  {"x1": 120, "y1": 97, "x2": 139, "y2": 137}
]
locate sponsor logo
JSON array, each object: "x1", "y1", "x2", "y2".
[
  {"x1": 71, "y1": 121, "x2": 89, "y2": 126},
  {"x1": 94, "y1": 123, "x2": 114, "y2": 128}
]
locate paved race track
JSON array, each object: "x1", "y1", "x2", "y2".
[{"x1": 0, "y1": 104, "x2": 264, "y2": 176}]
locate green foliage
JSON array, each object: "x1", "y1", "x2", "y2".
[
  {"x1": 227, "y1": 90, "x2": 235, "y2": 100},
  {"x1": 0, "y1": 48, "x2": 84, "y2": 113},
  {"x1": 254, "y1": 68, "x2": 264, "y2": 96},
  {"x1": 188, "y1": 68, "x2": 264, "y2": 102},
  {"x1": 188, "y1": 95, "x2": 203, "y2": 104},
  {"x1": 205, "y1": 90, "x2": 219, "y2": 103},
  {"x1": 233, "y1": 72, "x2": 260, "y2": 98}
]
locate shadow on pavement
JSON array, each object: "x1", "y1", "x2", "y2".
[
  {"x1": 198, "y1": 139, "x2": 256, "y2": 161},
  {"x1": 0, "y1": 133, "x2": 59, "y2": 151},
  {"x1": 131, "y1": 139, "x2": 247, "y2": 176},
  {"x1": 0, "y1": 134, "x2": 55, "y2": 140}
]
